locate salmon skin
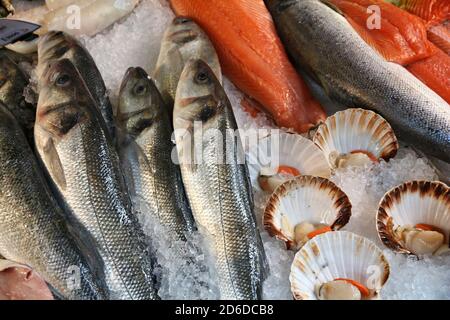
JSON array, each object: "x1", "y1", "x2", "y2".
[
  {"x1": 330, "y1": 0, "x2": 435, "y2": 65},
  {"x1": 407, "y1": 44, "x2": 450, "y2": 103},
  {"x1": 169, "y1": 0, "x2": 326, "y2": 133},
  {"x1": 266, "y1": 0, "x2": 450, "y2": 163}
]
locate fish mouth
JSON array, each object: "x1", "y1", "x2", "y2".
[{"x1": 119, "y1": 67, "x2": 148, "y2": 93}]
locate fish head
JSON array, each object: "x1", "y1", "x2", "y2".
[
  {"x1": 174, "y1": 59, "x2": 224, "y2": 132},
  {"x1": 37, "y1": 31, "x2": 80, "y2": 80},
  {"x1": 118, "y1": 67, "x2": 166, "y2": 137},
  {"x1": 166, "y1": 17, "x2": 207, "y2": 47},
  {"x1": 35, "y1": 58, "x2": 93, "y2": 139}
]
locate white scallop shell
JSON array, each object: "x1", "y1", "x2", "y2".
[
  {"x1": 247, "y1": 131, "x2": 330, "y2": 191},
  {"x1": 264, "y1": 176, "x2": 351, "y2": 250},
  {"x1": 313, "y1": 108, "x2": 398, "y2": 168},
  {"x1": 377, "y1": 180, "x2": 450, "y2": 254},
  {"x1": 290, "y1": 231, "x2": 390, "y2": 300}
]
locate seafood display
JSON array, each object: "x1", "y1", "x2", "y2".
[
  {"x1": 173, "y1": 59, "x2": 268, "y2": 299},
  {"x1": 266, "y1": 0, "x2": 450, "y2": 163},
  {"x1": 117, "y1": 66, "x2": 195, "y2": 241},
  {"x1": 169, "y1": 0, "x2": 327, "y2": 133},
  {"x1": 0, "y1": 0, "x2": 448, "y2": 301}
]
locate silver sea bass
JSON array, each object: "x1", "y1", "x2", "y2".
[
  {"x1": 265, "y1": 0, "x2": 450, "y2": 162},
  {"x1": 174, "y1": 59, "x2": 268, "y2": 300},
  {"x1": 117, "y1": 67, "x2": 195, "y2": 241},
  {"x1": 0, "y1": 102, "x2": 107, "y2": 300},
  {"x1": 34, "y1": 57, "x2": 158, "y2": 300}
]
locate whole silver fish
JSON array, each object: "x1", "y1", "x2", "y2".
[
  {"x1": 154, "y1": 17, "x2": 222, "y2": 109},
  {"x1": 0, "y1": 102, "x2": 107, "y2": 300},
  {"x1": 34, "y1": 58, "x2": 159, "y2": 300},
  {"x1": 0, "y1": 53, "x2": 35, "y2": 140},
  {"x1": 174, "y1": 59, "x2": 268, "y2": 300},
  {"x1": 37, "y1": 31, "x2": 116, "y2": 140},
  {"x1": 265, "y1": 0, "x2": 450, "y2": 162},
  {"x1": 117, "y1": 67, "x2": 195, "y2": 240}
]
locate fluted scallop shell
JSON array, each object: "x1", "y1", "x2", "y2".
[
  {"x1": 247, "y1": 132, "x2": 330, "y2": 191},
  {"x1": 290, "y1": 231, "x2": 390, "y2": 300},
  {"x1": 377, "y1": 181, "x2": 450, "y2": 254},
  {"x1": 313, "y1": 108, "x2": 398, "y2": 168},
  {"x1": 264, "y1": 175, "x2": 352, "y2": 249}
]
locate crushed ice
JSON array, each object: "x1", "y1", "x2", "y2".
[{"x1": 14, "y1": 0, "x2": 450, "y2": 299}]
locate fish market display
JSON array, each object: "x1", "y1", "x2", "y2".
[
  {"x1": 290, "y1": 231, "x2": 390, "y2": 300},
  {"x1": 266, "y1": 0, "x2": 450, "y2": 163},
  {"x1": 38, "y1": 31, "x2": 116, "y2": 140},
  {"x1": 0, "y1": 0, "x2": 448, "y2": 301},
  {"x1": 0, "y1": 52, "x2": 36, "y2": 140},
  {"x1": 247, "y1": 132, "x2": 331, "y2": 193},
  {"x1": 169, "y1": 0, "x2": 326, "y2": 133},
  {"x1": 377, "y1": 180, "x2": 450, "y2": 256},
  {"x1": 117, "y1": 66, "x2": 195, "y2": 240},
  {"x1": 154, "y1": 17, "x2": 222, "y2": 109},
  {"x1": 0, "y1": 102, "x2": 106, "y2": 300},
  {"x1": 34, "y1": 56, "x2": 158, "y2": 299},
  {"x1": 174, "y1": 59, "x2": 268, "y2": 299},
  {"x1": 264, "y1": 176, "x2": 352, "y2": 250},
  {"x1": 313, "y1": 109, "x2": 399, "y2": 169},
  {"x1": 0, "y1": 259, "x2": 54, "y2": 300}
]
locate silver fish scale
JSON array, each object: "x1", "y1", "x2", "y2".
[
  {"x1": 130, "y1": 118, "x2": 195, "y2": 239},
  {"x1": 179, "y1": 105, "x2": 266, "y2": 300},
  {"x1": 53, "y1": 119, "x2": 158, "y2": 300},
  {"x1": 0, "y1": 104, "x2": 104, "y2": 299},
  {"x1": 267, "y1": 0, "x2": 450, "y2": 162}
]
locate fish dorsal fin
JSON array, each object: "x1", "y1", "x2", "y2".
[
  {"x1": 319, "y1": 0, "x2": 344, "y2": 15},
  {"x1": 41, "y1": 137, "x2": 67, "y2": 190}
]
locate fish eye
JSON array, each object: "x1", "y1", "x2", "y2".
[
  {"x1": 133, "y1": 83, "x2": 147, "y2": 96},
  {"x1": 195, "y1": 71, "x2": 210, "y2": 84},
  {"x1": 56, "y1": 74, "x2": 71, "y2": 87}
]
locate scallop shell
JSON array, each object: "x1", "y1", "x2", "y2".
[
  {"x1": 290, "y1": 231, "x2": 390, "y2": 300},
  {"x1": 247, "y1": 132, "x2": 330, "y2": 191},
  {"x1": 377, "y1": 180, "x2": 450, "y2": 254},
  {"x1": 313, "y1": 108, "x2": 398, "y2": 168},
  {"x1": 264, "y1": 175, "x2": 352, "y2": 249}
]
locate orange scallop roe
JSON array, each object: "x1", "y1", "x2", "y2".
[{"x1": 277, "y1": 166, "x2": 301, "y2": 176}]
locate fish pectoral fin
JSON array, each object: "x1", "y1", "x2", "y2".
[
  {"x1": 41, "y1": 137, "x2": 67, "y2": 190},
  {"x1": 319, "y1": 0, "x2": 344, "y2": 16}
]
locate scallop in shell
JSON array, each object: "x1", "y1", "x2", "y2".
[
  {"x1": 377, "y1": 180, "x2": 450, "y2": 256},
  {"x1": 247, "y1": 131, "x2": 330, "y2": 193},
  {"x1": 264, "y1": 175, "x2": 351, "y2": 250},
  {"x1": 290, "y1": 231, "x2": 390, "y2": 300},
  {"x1": 313, "y1": 108, "x2": 398, "y2": 169}
]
